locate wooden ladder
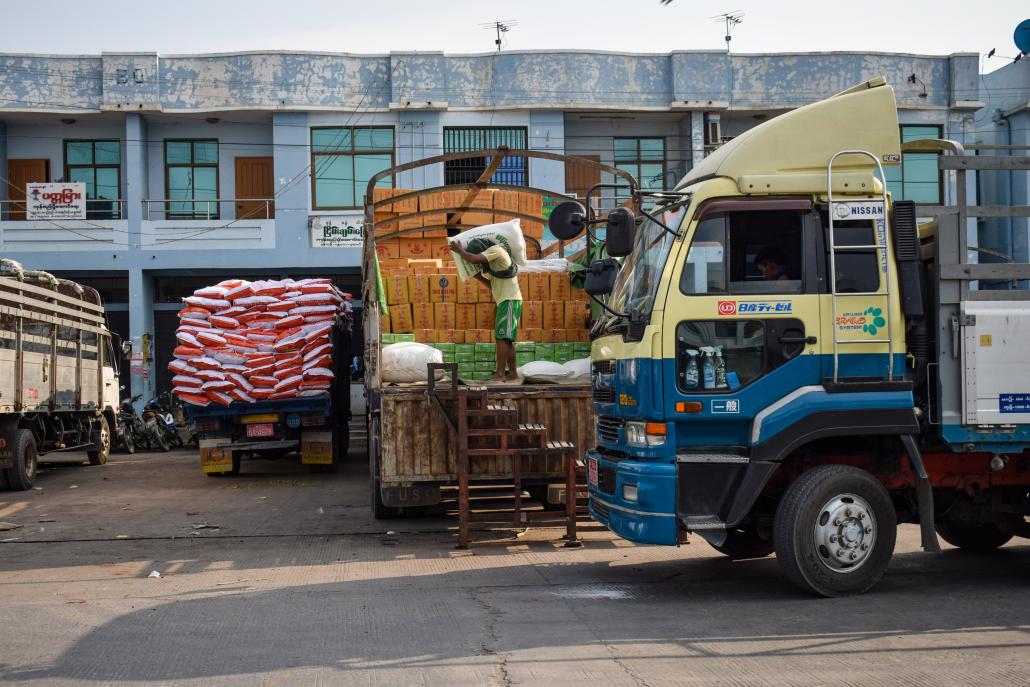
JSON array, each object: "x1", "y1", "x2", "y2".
[{"x1": 428, "y1": 363, "x2": 580, "y2": 549}]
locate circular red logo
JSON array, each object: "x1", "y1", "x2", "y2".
[{"x1": 718, "y1": 301, "x2": 736, "y2": 315}]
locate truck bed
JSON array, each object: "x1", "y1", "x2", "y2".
[
  {"x1": 375, "y1": 384, "x2": 593, "y2": 485},
  {"x1": 184, "y1": 394, "x2": 332, "y2": 420}
]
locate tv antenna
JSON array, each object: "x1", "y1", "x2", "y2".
[
  {"x1": 482, "y1": 20, "x2": 517, "y2": 52},
  {"x1": 711, "y1": 11, "x2": 744, "y2": 52}
]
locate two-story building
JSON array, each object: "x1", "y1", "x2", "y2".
[{"x1": 0, "y1": 49, "x2": 987, "y2": 402}]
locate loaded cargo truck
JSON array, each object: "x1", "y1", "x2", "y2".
[
  {"x1": 0, "y1": 259, "x2": 120, "y2": 489},
  {"x1": 361, "y1": 151, "x2": 634, "y2": 517},
  {"x1": 557, "y1": 77, "x2": 1030, "y2": 596},
  {"x1": 185, "y1": 326, "x2": 351, "y2": 475}
]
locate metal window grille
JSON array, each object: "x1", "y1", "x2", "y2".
[{"x1": 443, "y1": 127, "x2": 528, "y2": 186}]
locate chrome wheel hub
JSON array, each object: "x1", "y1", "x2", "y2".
[{"x1": 814, "y1": 493, "x2": 875, "y2": 573}]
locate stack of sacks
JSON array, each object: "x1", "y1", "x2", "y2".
[{"x1": 169, "y1": 278, "x2": 352, "y2": 407}]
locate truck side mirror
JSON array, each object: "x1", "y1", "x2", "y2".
[
  {"x1": 548, "y1": 200, "x2": 587, "y2": 240},
  {"x1": 605, "y1": 207, "x2": 635, "y2": 257},
  {"x1": 585, "y1": 258, "x2": 620, "y2": 296}
]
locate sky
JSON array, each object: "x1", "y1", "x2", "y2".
[{"x1": 0, "y1": 0, "x2": 1025, "y2": 71}]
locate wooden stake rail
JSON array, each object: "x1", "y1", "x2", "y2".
[{"x1": 428, "y1": 363, "x2": 580, "y2": 548}]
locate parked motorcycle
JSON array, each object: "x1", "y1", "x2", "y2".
[
  {"x1": 140, "y1": 402, "x2": 171, "y2": 452},
  {"x1": 146, "y1": 397, "x2": 183, "y2": 449},
  {"x1": 117, "y1": 394, "x2": 144, "y2": 454}
]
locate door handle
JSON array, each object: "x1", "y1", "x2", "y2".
[{"x1": 778, "y1": 336, "x2": 817, "y2": 345}]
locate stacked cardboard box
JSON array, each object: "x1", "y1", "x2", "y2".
[
  {"x1": 372, "y1": 187, "x2": 555, "y2": 262},
  {"x1": 380, "y1": 259, "x2": 592, "y2": 380}
]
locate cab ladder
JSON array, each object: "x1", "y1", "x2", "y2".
[{"x1": 826, "y1": 150, "x2": 894, "y2": 383}]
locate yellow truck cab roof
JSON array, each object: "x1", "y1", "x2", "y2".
[{"x1": 677, "y1": 77, "x2": 901, "y2": 196}]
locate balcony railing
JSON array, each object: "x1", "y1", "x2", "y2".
[
  {"x1": 143, "y1": 198, "x2": 275, "y2": 221},
  {"x1": 1, "y1": 199, "x2": 127, "y2": 222}
]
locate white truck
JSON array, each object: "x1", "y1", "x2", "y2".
[{"x1": 0, "y1": 259, "x2": 121, "y2": 489}]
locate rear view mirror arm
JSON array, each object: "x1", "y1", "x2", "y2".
[
  {"x1": 637, "y1": 207, "x2": 681, "y2": 239},
  {"x1": 590, "y1": 294, "x2": 629, "y2": 320}
]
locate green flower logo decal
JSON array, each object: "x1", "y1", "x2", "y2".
[{"x1": 862, "y1": 307, "x2": 886, "y2": 335}]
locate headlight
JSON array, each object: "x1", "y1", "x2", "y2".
[
  {"x1": 626, "y1": 421, "x2": 667, "y2": 446},
  {"x1": 622, "y1": 484, "x2": 638, "y2": 502}
]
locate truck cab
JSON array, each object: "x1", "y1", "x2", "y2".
[{"x1": 570, "y1": 77, "x2": 1030, "y2": 596}]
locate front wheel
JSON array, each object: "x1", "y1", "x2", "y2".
[
  {"x1": 773, "y1": 465, "x2": 897, "y2": 597},
  {"x1": 87, "y1": 416, "x2": 111, "y2": 466},
  {"x1": 121, "y1": 424, "x2": 136, "y2": 454},
  {"x1": 936, "y1": 519, "x2": 1013, "y2": 552}
]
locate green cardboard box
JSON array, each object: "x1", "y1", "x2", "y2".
[
  {"x1": 474, "y1": 343, "x2": 496, "y2": 362},
  {"x1": 458, "y1": 363, "x2": 477, "y2": 378},
  {"x1": 474, "y1": 360, "x2": 496, "y2": 373},
  {"x1": 455, "y1": 351, "x2": 476, "y2": 364},
  {"x1": 515, "y1": 342, "x2": 536, "y2": 354},
  {"x1": 516, "y1": 352, "x2": 535, "y2": 367},
  {"x1": 573, "y1": 344, "x2": 591, "y2": 359},
  {"x1": 435, "y1": 342, "x2": 456, "y2": 355},
  {"x1": 382, "y1": 333, "x2": 416, "y2": 344},
  {"x1": 534, "y1": 343, "x2": 555, "y2": 361}
]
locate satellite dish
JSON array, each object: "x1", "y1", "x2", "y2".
[{"x1": 1016, "y1": 19, "x2": 1030, "y2": 55}]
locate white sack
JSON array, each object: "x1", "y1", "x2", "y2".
[
  {"x1": 450, "y1": 219, "x2": 528, "y2": 281},
  {"x1": 561, "y1": 358, "x2": 591, "y2": 384},
  {"x1": 516, "y1": 360, "x2": 573, "y2": 384},
  {"x1": 381, "y1": 342, "x2": 444, "y2": 384}
]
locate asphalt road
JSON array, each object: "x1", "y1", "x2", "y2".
[{"x1": 0, "y1": 442, "x2": 1027, "y2": 686}]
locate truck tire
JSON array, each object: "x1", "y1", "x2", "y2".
[
  {"x1": 87, "y1": 416, "x2": 111, "y2": 466},
  {"x1": 5, "y1": 429, "x2": 38, "y2": 491},
  {"x1": 711, "y1": 527, "x2": 775, "y2": 559},
  {"x1": 936, "y1": 519, "x2": 1013, "y2": 552},
  {"x1": 369, "y1": 416, "x2": 402, "y2": 519},
  {"x1": 773, "y1": 464, "x2": 896, "y2": 597}
]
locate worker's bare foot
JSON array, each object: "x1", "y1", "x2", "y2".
[
  {"x1": 504, "y1": 372, "x2": 521, "y2": 382},
  {"x1": 487, "y1": 372, "x2": 506, "y2": 382}
]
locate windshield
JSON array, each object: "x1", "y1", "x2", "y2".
[{"x1": 601, "y1": 198, "x2": 690, "y2": 332}]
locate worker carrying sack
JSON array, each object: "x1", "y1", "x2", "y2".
[
  {"x1": 464, "y1": 238, "x2": 519, "y2": 280},
  {"x1": 450, "y1": 218, "x2": 528, "y2": 281}
]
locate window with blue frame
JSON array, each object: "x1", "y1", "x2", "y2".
[
  {"x1": 165, "y1": 140, "x2": 219, "y2": 218},
  {"x1": 884, "y1": 125, "x2": 942, "y2": 204},
  {"x1": 65, "y1": 140, "x2": 121, "y2": 219},
  {"x1": 311, "y1": 127, "x2": 395, "y2": 210},
  {"x1": 443, "y1": 127, "x2": 528, "y2": 186}
]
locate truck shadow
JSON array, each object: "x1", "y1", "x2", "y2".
[{"x1": 5, "y1": 545, "x2": 1028, "y2": 683}]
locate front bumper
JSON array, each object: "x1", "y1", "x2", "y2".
[{"x1": 587, "y1": 449, "x2": 678, "y2": 545}]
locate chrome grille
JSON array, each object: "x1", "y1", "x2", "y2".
[
  {"x1": 596, "y1": 466, "x2": 617, "y2": 495},
  {"x1": 593, "y1": 387, "x2": 616, "y2": 403},
  {"x1": 597, "y1": 416, "x2": 623, "y2": 443},
  {"x1": 591, "y1": 497, "x2": 610, "y2": 522},
  {"x1": 593, "y1": 360, "x2": 616, "y2": 375}
]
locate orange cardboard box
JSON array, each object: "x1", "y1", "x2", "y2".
[
  {"x1": 413, "y1": 304, "x2": 434, "y2": 330},
  {"x1": 516, "y1": 274, "x2": 529, "y2": 298},
  {"x1": 372, "y1": 186, "x2": 394, "y2": 208},
  {"x1": 400, "y1": 238, "x2": 434, "y2": 259},
  {"x1": 422, "y1": 212, "x2": 447, "y2": 237},
  {"x1": 475, "y1": 303, "x2": 496, "y2": 330},
  {"x1": 568, "y1": 329, "x2": 590, "y2": 343},
  {"x1": 456, "y1": 278, "x2": 479, "y2": 303},
  {"x1": 390, "y1": 188, "x2": 418, "y2": 214},
  {"x1": 543, "y1": 329, "x2": 566, "y2": 343},
  {"x1": 378, "y1": 258, "x2": 408, "y2": 272},
  {"x1": 467, "y1": 329, "x2": 494, "y2": 344},
  {"x1": 516, "y1": 328, "x2": 532, "y2": 342},
  {"x1": 385, "y1": 274, "x2": 409, "y2": 305},
  {"x1": 413, "y1": 264, "x2": 438, "y2": 275},
  {"x1": 493, "y1": 190, "x2": 519, "y2": 219},
  {"x1": 478, "y1": 279, "x2": 494, "y2": 303},
  {"x1": 414, "y1": 328, "x2": 435, "y2": 343},
  {"x1": 434, "y1": 303, "x2": 456, "y2": 330},
  {"x1": 522, "y1": 220, "x2": 544, "y2": 240},
  {"x1": 565, "y1": 300, "x2": 589, "y2": 329},
  {"x1": 432, "y1": 240, "x2": 454, "y2": 262},
  {"x1": 520, "y1": 328, "x2": 544, "y2": 342},
  {"x1": 398, "y1": 214, "x2": 422, "y2": 232},
  {"x1": 439, "y1": 329, "x2": 465, "y2": 344},
  {"x1": 455, "y1": 304, "x2": 476, "y2": 330},
  {"x1": 429, "y1": 274, "x2": 458, "y2": 302},
  {"x1": 527, "y1": 273, "x2": 550, "y2": 302},
  {"x1": 375, "y1": 239, "x2": 401, "y2": 260},
  {"x1": 407, "y1": 258, "x2": 442, "y2": 269},
  {"x1": 574, "y1": 287, "x2": 590, "y2": 302},
  {"x1": 550, "y1": 273, "x2": 572, "y2": 301},
  {"x1": 519, "y1": 192, "x2": 544, "y2": 217},
  {"x1": 522, "y1": 301, "x2": 543, "y2": 330},
  {"x1": 380, "y1": 311, "x2": 391, "y2": 334},
  {"x1": 407, "y1": 275, "x2": 430, "y2": 303},
  {"x1": 439, "y1": 263, "x2": 458, "y2": 275},
  {"x1": 468, "y1": 189, "x2": 494, "y2": 209},
  {"x1": 543, "y1": 301, "x2": 565, "y2": 330},
  {"x1": 459, "y1": 211, "x2": 494, "y2": 226},
  {"x1": 373, "y1": 212, "x2": 399, "y2": 237},
  {"x1": 391, "y1": 304, "x2": 414, "y2": 333}
]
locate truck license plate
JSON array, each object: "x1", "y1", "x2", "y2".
[
  {"x1": 246, "y1": 423, "x2": 274, "y2": 438},
  {"x1": 588, "y1": 457, "x2": 598, "y2": 486}
]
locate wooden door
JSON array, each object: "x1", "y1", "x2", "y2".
[
  {"x1": 7, "y1": 159, "x2": 50, "y2": 220},
  {"x1": 234, "y1": 157, "x2": 274, "y2": 219},
  {"x1": 564, "y1": 155, "x2": 601, "y2": 202}
]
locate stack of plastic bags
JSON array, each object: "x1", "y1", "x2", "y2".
[{"x1": 168, "y1": 278, "x2": 352, "y2": 407}]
